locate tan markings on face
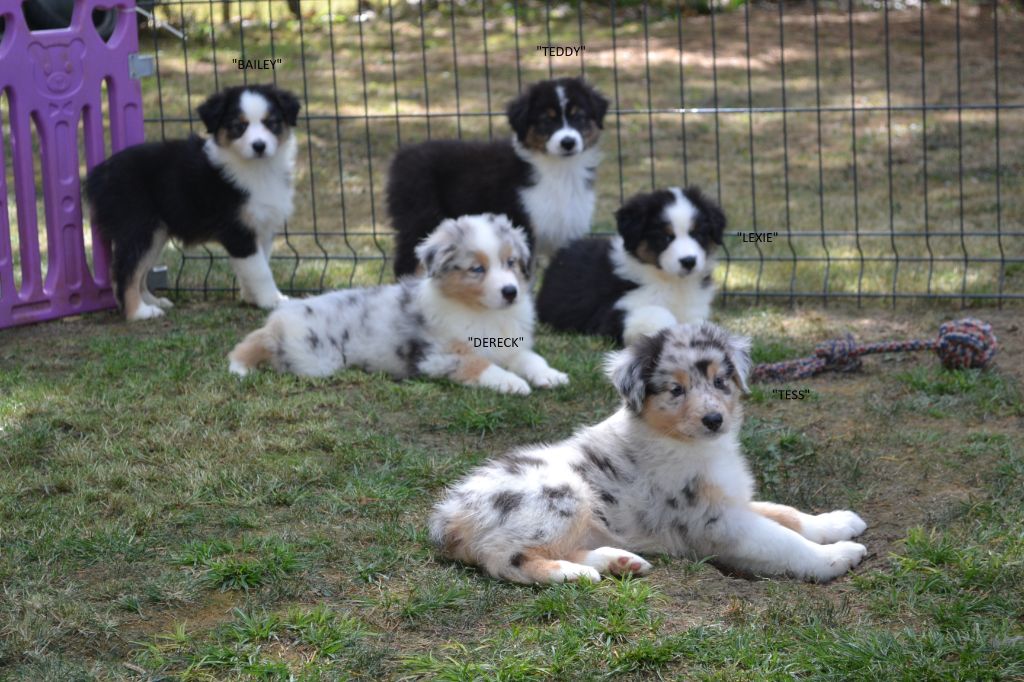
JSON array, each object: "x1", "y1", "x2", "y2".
[
  {"x1": 750, "y1": 502, "x2": 804, "y2": 534},
  {"x1": 581, "y1": 120, "x2": 601, "y2": 149},
  {"x1": 634, "y1": 240, "x2": 662, "y2": 266},
  {"x1": 705, "y1": 360, "x2": 721, "y2": 380},
  {"x1": 524, "y1": 126, "x2": 550, "y2": 152},
  {"x1": 215, "y1": 128, "x2": 232, "y2": 147},
  {"x1": 449, "y1": 341, "x2": 492, "y2": 381},
  {"x1": 674, "y1": 369, "x2": 692, "y2": 391},
  {"x1": 641, "y1": 389, "x2": 703, "y2": 440},
  {"x1": 473, "y1": 250, "x2": 489, "y2": 270},
  {"x1": 640, "y1": 362, "x2": 741, "y2": 441},
  {"x1": 438, "y1": 269, "x2": 487, "y2": 309}
]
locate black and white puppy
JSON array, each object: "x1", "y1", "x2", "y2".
[
  {"x1": 430, "y1": 322, "x2": 868, "y2": 584},
  {"x1": 387, "y1": 77, "x2": 609, "y2": 277},
  {"x1": 84, "y1": 84, "x2": 300, "y2": 320},
  {"x1": 537, "y1": 187, "x2": 725, "y2": 346},
  {"x1": 228, "y1": 214, "x2": 568, "y2": 395}
]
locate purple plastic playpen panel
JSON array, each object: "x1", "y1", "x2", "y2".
[{"x1": 0, "y1": 0, "x2": 144, "y2": 328}]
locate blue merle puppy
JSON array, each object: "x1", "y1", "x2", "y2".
[{"x1": 429, "y1": 322, "x2": 868, "y2": 583}]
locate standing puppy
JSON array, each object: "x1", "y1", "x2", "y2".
[
  {"x1": 388, "y1": 77, "x2": 608, "y2": 276},
  {"x1": 430, "y1": 322, "x2": 867, "y2": 584},
  {"x1": 85, "y1": 84, "x2": 300, "y2": 320},
  {"x1": 228, "y1": 214, "x2": 568, "y2": 395},
  {"x1": 537, "y1": 187, "x2": 725, "y2": 346}
]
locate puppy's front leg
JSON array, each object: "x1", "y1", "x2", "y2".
[
  {"x1": 705, "y1": 506, "x2": 866, "y2": 582},
  {"x1": 506, "y1": 350, "x2": 569, "y2": 389},
  {"x1": 229, "y1": 248, "x2": 287, "y2": 310},
  {"x1": 750, "y1": 501, "x2": 867, "y2": 545},
  {"x1": 421, "y1": 344, "x2": 531, "y2": 395}
]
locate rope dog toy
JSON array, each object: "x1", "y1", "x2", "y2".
[{"x1": 752, "y1": 318, "x2": 998, "y2": 383}]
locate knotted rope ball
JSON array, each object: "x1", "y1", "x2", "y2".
[{"x1": 751, "y1": 318, "x2": 997, "y2": 383}]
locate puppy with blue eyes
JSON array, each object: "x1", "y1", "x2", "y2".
[
  {"x1": 228, "y1": 213, "x2": 568, "y2": 395},
  {"x1": 85, "y1": 84, "x2": 299, "y2": 320},
  {"x1": 430, "y1": 322, "x2": 867, "y2": 584}
]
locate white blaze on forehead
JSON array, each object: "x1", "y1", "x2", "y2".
[
  {"x1": 664, "y1": 187, "x2": 697, "y2": 237},
  {"x1": 239, "y1": 90, "x2": 270, "y2": 122},
  {"x1": 463, "y1": 215, "x2": 501, "y2": 257},
  {"x1": 555, "y1": 84, "x2": 568, "y2": 111}
]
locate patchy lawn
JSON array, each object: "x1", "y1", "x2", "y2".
[{"x1": 1, "y1": 302, "x2": 1021, "y2": 680}]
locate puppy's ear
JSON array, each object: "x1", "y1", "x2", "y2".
[
  {"x1": 506, "y1": 90, "x2": 531, "y2": 142},
  {"x1": 684, "y1": 186, "x2": 726, "y2": 246},
  {"x1": 719, "y1": 325, "x2": 752, "y2": 395},
  {"x1": 605, "y1": 330, "x2": 667, "y2": 413},
  {"x1": 197, "y1": 91, "x2": 228, "y2": 134},
  {"x1": 584, "y1": 82, "x2": 609, "y2": 129},
  {"x1": 271, "y1": 87, "x2": 302, "y2": 127},
  {"x1": 493, "y1": 214, "x2": 533, "y2": 278},
  {"x1": 615, "y1": 195, "x2": 650, "y2": 253},
  {"x1": 415, "y1": 219, "x2": 460, "y2": 277}
]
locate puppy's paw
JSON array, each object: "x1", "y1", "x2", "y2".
[
  {"x1": 551, "y1": 561, "x2": 601, "y2": 584},
  {"x1": 228, "y1": 359, "x2": 250, "y2": 377},
  {"x1": 128, "y1": 303, "x2": 165, "y2": 321},
  {"x1": 805, "y1": 510, "x2": 867, "y2": 544},
  {"x1": 153, "y1": 297, "x2": 174, "y2": 309},
  {"x1": 582, "y1": 547, "x2": 653, "y2": 577},
  {"x1": 479, "y1": 366, "x2": 531, "y2": 395},
  {"x1": 527, "y1": 366, "x2": 569, "y2": 389},
  {"x1": 808, "y1": 541, "x2": 867, "y2": 582}
]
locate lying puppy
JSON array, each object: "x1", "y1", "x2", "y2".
[
  {"x1": 228, "y1": 214, "x2": 568, "y2": 395},
  {"x1": 85, "y1": 84, "x2": 299, "y2": 320},
  {"x1": 430, "y1": 322, "x2": 867, "y2": 583},
  {"x1": 537, "y1": 187, "x2": 725, "y2": 346},
  {"x1": 388, "y1": 77, "x2": 608, "y2": 276}
]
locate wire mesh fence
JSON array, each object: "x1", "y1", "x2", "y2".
[{"x1": 116, "y1": 1, "x2": 1024, "y2": 304}]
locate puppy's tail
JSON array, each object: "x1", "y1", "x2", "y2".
[{"x1": 228, "y1": 321, "x2": 280, "y2": 377}]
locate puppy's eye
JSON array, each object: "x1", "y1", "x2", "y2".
[
  {"x1": 714, "y1": 377, "x2": 727, "y2": 390},
  {"x1": 506, "y1": 257, "x2": 517, "y2": 268},
  {"x1": 669, "y1": 384, "x2": 685, "y2": 397},
  {"x1": 228, "y1": 121, "x2": 248, "y2": 137},
  {"x1": 264, "y1": 117, "x2": 282, "y2": 133},
  {"x1": 546, "y1": 109, "x2": 559, "y2": 119},
  {"x1": 470, "y1": 265, "x2": 486, "y2": 275}
]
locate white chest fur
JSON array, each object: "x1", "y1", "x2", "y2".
[
  {"x1": 206, "y1": 136, "x2": 297, "y2": 237},
  {"x1": 610, "y1": 238, "x2": 715, "y2": 325},
  {"x1": 515, "y1": 141, "x2": 600, "y2": 258}
]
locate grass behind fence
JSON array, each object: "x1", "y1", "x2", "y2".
[{"x1": 3, "y1": 1, "x2": 1022, "y2": 306}]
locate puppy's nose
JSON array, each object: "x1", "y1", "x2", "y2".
[
  {"x1": 252, "y1": 140, "x2": 266, "y2": 155},
  {"x1": 560, "y1": 136, "x2": 576, "y2": 151},
  {"x1": 501, "y1": 285, "x2": 518, "y2": 302},
  {"x1": 679, "y1": 256, "x2": 697, "y2": 271},
  {"x1": 701, "y1": 412, "x2": 723, "y2": 432}
]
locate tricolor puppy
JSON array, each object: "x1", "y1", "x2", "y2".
[
  {"x1": 84, "y1": 84, "x2": 299, "y2": 320},
  {"x1": 537, "y1": 187, "x2": 725, "y2": 346},
  {"x1": 430, "y1": 322, "x2": 867, "y2": 584},
  {"x1": 228, "y1": 214, "x2": 568, "y2": 395},
  {"x1": 388, "y1": 77, "x2": 608, "y2": 276}
]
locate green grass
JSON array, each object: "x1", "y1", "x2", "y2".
[{"x1": 1, "y1": 304, "x2": 1022, "y2": 679}]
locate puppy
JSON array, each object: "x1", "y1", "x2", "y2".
[
  {"x1": 430, "y1": 322, "x2": 867, "y2": 584},
  {"x1": 84, "y1": 84, "x2": 300, "y2": 320},
  {"x1": 228, "y1": 214, "x2": 568, "y2": 395},
  {"x1": 387, "y1": 77, "x2": 608, "y2": 276},
  {"x1": 537, "y1": 187, "x2": 725, "y2": 347}
]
